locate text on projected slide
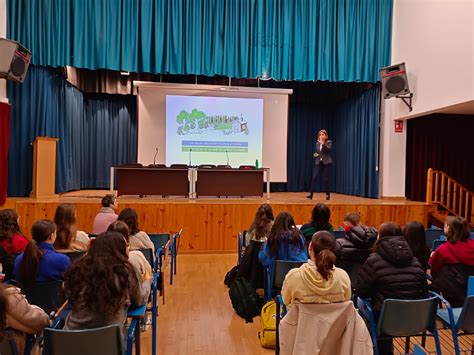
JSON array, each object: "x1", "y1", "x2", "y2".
[{"x1": 166, "y1": 95, "x2": 263, "y2": 166}]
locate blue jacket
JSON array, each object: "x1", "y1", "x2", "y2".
[
  {"x1": 258, "y1": 233, "x2": 308, "y2": 268},
  {"x1": 14, "y1": 242, "x2": 71, "y2": 283}
]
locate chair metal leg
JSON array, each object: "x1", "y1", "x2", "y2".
[
  {"x1": 152, "y1": 282, "x2": 157, "y2": 355},
  {"x1": 135, "y1": 318, "x2": 141, "y2": 355},
  {"x1": 404, "y1": 336, "x2": 410, "y2": 354},
  {"x1": 276, "y1": 298, "x2": 280, "y2": 355},
  {"x1": 421, "y1": 331, "x2": 427, "y2": 348},
  {"x1": 431, "y1": 323, "x2": 442, "y2": 355}
]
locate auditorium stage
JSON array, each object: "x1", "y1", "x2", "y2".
[{"x1": 5, "y1": 191, "x2": 430, "y2": 252}]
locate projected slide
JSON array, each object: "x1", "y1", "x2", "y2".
[{"x1": 166, "y1": 95, "x2": 263, "y2": 167}]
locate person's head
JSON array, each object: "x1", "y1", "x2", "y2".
[
  {"x1": 318, "y1": 129, "x2": 328, "y2": 141},
  {"x1": 54, "y1": 204, "x2": 77, "y2": 249},
  {"x1": 64, "y1": 232, "x2": 136, "y2": 316},
  {"x1": 249, "y1": 204, "x2": 274, "y2": 240},
  {"x1": 444, "y1": 216, "x2": 470, "y2": 243},
  {"x1": 267, "y1": 212, "x2": 303, "y2": 256},
  {"x1": 403, "y1": 221, "x2": 426, "y2": 252},
  {"x1": 107, "y1": 220, "x2": 131, "y2": 242},
  {"x1": 343, "y1": 212, "x2": 361, "y2": 228},
  {"x1": 309, "y1": 231, "x2": 337, "y2": 280},
  {"x1": 117, "y1": 208, "x2": 140, "y2": 235},
  {"x1": 19, "y1": 219, "x2": 57, "y2": 288},
  {"x1": 0, "y1": 209, "x2": 21, "y2": 242},
  {"x1": 310, "y1": 203, "x2": 331, "y2": 231},
  {"x1": 378, "y1": 222, "x2": 403, "y2": 239},
  {"x1": 101, "y1": 194, "x2": 117, "y2": 210}
]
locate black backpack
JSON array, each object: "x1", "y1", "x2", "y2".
[
  {"x1": 229, "y1": 276, "x2": 264, "y2": 323},
  {"x1": 224, "y1": 265, "x2": 239, "y2": 287}
]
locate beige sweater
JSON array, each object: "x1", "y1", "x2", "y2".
[
  {"x1": 4, "y1": 286, "x2": 50, "y2": 353},
  {"x1": 282, "y1": 260, "x2": 351, "y2": 309},
  {"x1": 129, "y1": 231, "x2": 155, "y2": 253}
]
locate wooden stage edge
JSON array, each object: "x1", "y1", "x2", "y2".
[{"x1": 4, "y1": 191, "x2": 431, "y2": 252}]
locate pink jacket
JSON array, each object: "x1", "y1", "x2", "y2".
[{"x1": 279, "y1": 301, "x2": 373, "y2": 355}]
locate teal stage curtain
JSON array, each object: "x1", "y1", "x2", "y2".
[{"x1": 7, "y1": 0, "x2": 392, "y2": 82}]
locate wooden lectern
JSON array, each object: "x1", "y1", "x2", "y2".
[{"x1": 31, "y1": 137, "x2": 59, "y2": 199}]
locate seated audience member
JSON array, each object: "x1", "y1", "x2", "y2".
[
  {"x1": 244, "y1": 203, "x2": 274, "y2": 246},
  {"x1": 107, "y1": 221, "x2": 152, "y2": 289},
  {"x1": 429, "y1": 216, "x2": 474, "y2": 307},
  {"x1": 92, "y1": 194, "x2": 118, "y2": 235},
  {"x1": 282, "y1": 231, "x2": 351, "y2": 309},
  {"x1": 0, "y1": 283, "x2": 49, "y2": 354},
  {"x1": 63, "y1": 232, "x2": 148, "y2": 346},
  {"x1": 403, "y1": 221, "x2": 431, "y2": 271},
  {"x1": 354, "y1": 222, "x2": 428, "y2": 311},
  {"x1": 14, "y1": 220, "x2": 71, "y2": 287},
  {"x1": 117, "y1": 208, "x2": 154, "y2": 253},
  {"x1": 300, "y1": 203, "x2": 334, "y2": 243},
  {"x1": 335, "y1": 212, "x2": 377, "y2": 264},
  {"x1": 258, "y1": 212, "x2": 308, "y2": 269},
  {"x1": 0, "y1": 209, "x2": 28, "y2": 279},
  {"x1": 53, "y1": 204, "x2": 89, "y2": 252}
]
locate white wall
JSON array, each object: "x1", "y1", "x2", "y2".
[
  {"x1": 380, "y1": 0, "x2": 474, "y2": 197},
  {"x1": 0, "y1": 0, "x2": 7, "y2": 102}
]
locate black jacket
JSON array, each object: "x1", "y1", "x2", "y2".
[
  {"x1": 314, "y1": 140, "x2": 332, "y2": 165},
  {"x1": 430, "y1": 264, "x2": 474, "y2": 307},
  {"x1": 354, "y1": 236, "x2": 428, "y2": 310},
  {"x1": 335, "y1": 225, "x2": 377, "y2": 264},
  {"x1": 236, "y1": 240, "x2": 265, "y2": 290}
]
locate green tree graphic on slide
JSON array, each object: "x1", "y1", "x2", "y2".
[{"x1": 176, "y1": 109, "x2": 206, "y2": 134}]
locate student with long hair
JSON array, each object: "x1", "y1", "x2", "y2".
[
  {"x1": 403, "y1": 221, "x2": 430, "y2": 271},
  {"x1": 14, "y1": 220, "x2": 70, "y2": 288},
  {"x1": 300, "y1": 203, "x2": 334, "y2": 243},
  {"x1": 117, "y1": 208, "x2": 154, "y2": 253},
  {"x1": 0, "y1": 209, "x2": 28, "y2": 254},
  {"x1": 0, "y1": 283, "x2": 49, "y2": 353},
  {"x1": 258, "y1": 212, "x2": 308, "y2": 268},
  {"x1": 53, "y1": 204, "x2": 89, "y2": 252},
  {"x1": 63, "y1": 232, "x2": 148, "y2": 344},
  {"x1": 429, "y1": 216, "x2": 474, "y2": 307},
  {"x1": 245, "y1": 203, "x2": 274, "y2": 245},
  {"x1": 281, "y1": 231, "x2": 351, "y2": 309}
]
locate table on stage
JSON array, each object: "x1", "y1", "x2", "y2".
[{"x1": 111, "y1": 166, "x2": 271, "y2": 198}]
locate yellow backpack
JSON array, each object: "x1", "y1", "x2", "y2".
[{"x1": 258, "y1": 300, "x2": 277, "y2": 348}]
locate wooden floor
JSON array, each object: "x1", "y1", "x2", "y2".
[
  {"x1": 140, "y1": 254, "x2": 473, "y2": 355},
  {"x1": 3, "y1": 190, "x2": 430, "y2": 252}
]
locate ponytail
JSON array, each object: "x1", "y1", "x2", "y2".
[
  {"x1": 311, "y1": 230, "x2": 337, "y2": 281},
  {"x1": 18, "y1": 219, "x2": 56, "y2": 288},
  {"x1": 315, "y1": 249, "x2": 336, "y2": 280}
]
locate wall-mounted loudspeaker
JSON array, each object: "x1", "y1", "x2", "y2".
[
  {"x1": 0, "y1": 39, "x2": 32, "y2": 83},
  {"x1": 380, "y1": 62, "x2": 410, "y2": 99}
]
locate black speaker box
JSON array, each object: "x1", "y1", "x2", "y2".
[
  {"x1": 380, "y1": 62, "x2": 410, "y2": 99},
  {"x1": 0, "y1": 39, "x2": 32, "y2": 83}
]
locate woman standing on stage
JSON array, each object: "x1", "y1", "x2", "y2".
[{"x1": 308, "y1": 129, "x2": 332, "y2": 200}]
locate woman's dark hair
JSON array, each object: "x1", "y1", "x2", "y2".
[
  {"x1": 249, "y1": 204, "x2": 274, "y2": 240},
  {"x1": 64, "y1": 232, "x2": 138, "y2": 316},
  {"x1": 445, "y1": 216, "x2": 470, "y2": 243},
  {"x1": 310, "y1": 203, "x2": 332, "y2": 231},
  {"x1": 107, "y1": 221, "x2": 130, "y2": 242},
  {"x1": 101, "y1": 194, "x2": 116, "y2": 208},
  {"x1": 0, "y1": 284, "x2": 7, "y2": 342},
  {"x1": 403, "y1": 221, "x2": 430, "y2": 270},
  {"x1": 373, "y1": 222, "x2": 403, "y2": 252},
  {"x1": 53, "y1": 204, "x2": 77, "y2": 250},
  {"x1": 267, "y1": 212, "x2": 304, "y2": 257},
  {"x1": 311, "y1": 231, "x2": 337, "y2": 281},
  {"x1": 0, "y1": 209, "x2": 22, "y2": 244},
  {"x1": 117, "y1": 208, "x2": 140, "y2": 235},
  {"x1": 19, "y1": 219, "x2": 56, "y2": 288}
]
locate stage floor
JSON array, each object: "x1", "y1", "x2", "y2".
[{"x1": 4, "y1": 191, "x2": 430, "y2": 252}]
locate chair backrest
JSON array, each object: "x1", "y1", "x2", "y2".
[
  {"x1": 63, "y1": 251, "x2": 86, "y2": 263},
  {"x1": 425, "y1": 229, "x2": 444, "y2": 249},
  {"x1": 174, "y1": 229, "x2": 183, "y2": 255},
  {"x1": 431, "y1": 239, "x2": 446, "y2": 251},
  {"x1": 331, "y1": 230, "x2": 345, "y2": 239},
  {"x1": 237, "y1": 232, "x2": 243, "y2": 264},
  {"x1": 139, "y1": 248, "x2": 155, "y2": 269},
  {"x1": 161, "y1": 240, "x2": 171, "y2": 269},
  {"x1": 377, "y1": 296, "x2": 438, "y2": 336},
  {"x1": 0, "y1": 331, "x2": 18, "y2": 355},
  {"x1": 457, "y1": 295, "x2": 474, "y2": 332},
  {"x1": 170, "y1": 164, "x2": 188, "y2": 168},
  {"x1": 23, "y1": 280, "x2": 65, "y2": 314},
  {"x1": 198, "y1": 164, "x2": 216, "y2": 169},
  {"x1": 148, "y1": 233, "x2": 171, "y2": 253},
  {"x1": 273, "y1": 260, "x2": 307, "y2": 290},
  {"x1": 468, "y1": 276, "x2": 474, "y2": 296},
  {"x1": 43, "y1": 325, "x2": 122, "y2": 355}
]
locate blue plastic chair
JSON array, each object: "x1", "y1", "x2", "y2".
[
  {"x1": 331, "y1": 230, "x2": 346, "y2": 239},
  {"x1": 263, "y1": 260, "x2": 306, "y2": 302},
  {"x1": 435, "y1": 276, "x2": 474, "y2": 355},
  {"x1": 237, "y1": 231, "x2": 243, "y2": 265},
  {"x1": 127, "y1": 303, "x2": 147, "y2": 355},
  {"x1": 431, "y1": 238, "x2": 446, "y2": 251},
  {"x1": 275, "y1": 294, "x2": 288, "y2": 355},
  {"x1": 148, "y1": 233, "x2": 171, "y2": 256},
  {"x1": 169, "y1": 229, "x2": 183, "y2": 285},
  {"x1": 413, "y1": 343, "x2": 428, "y2": 354},
  {"x1": 425, "y1": 229, "x2": 444, "y2": 250},
  {"x1": 357, "y1": 294, "x2": 442, "y2": 355}
]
